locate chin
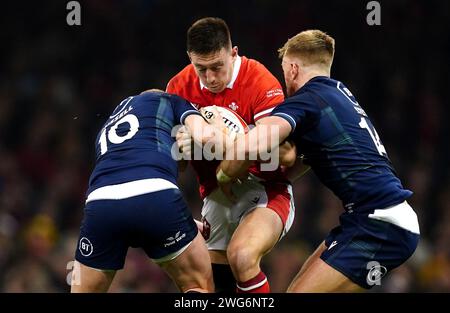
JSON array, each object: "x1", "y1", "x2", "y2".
[{"x1": 209, "y1": 86, "x2": 225, "y2": 93}]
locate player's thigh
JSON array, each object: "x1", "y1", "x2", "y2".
[
  {"x1": 71, "y1": 261, "x2": 116, "y2": 293},
  {"x1": 229, "y1": 207, "x2": 283, "y2": 258},
  {"x1": 138, "y1": 189, "x2": 199, "y2": 261},
  {"x1": 292, "y1": 202, "x2": 420, "y2": 292},
  {"x1": 159, "y1": 232, "x2": 214, "y2": 292},
  {"x1": 287, "y1": 254, "x2": 363, "y2": 293},
  {"x1": 228, "y1": 178, "x2": 295, "y2": 254},
  {"x1": 138, "y1": 189, "x2": 212, "y2": 291},
  {"x1": 287, "y1": 241, "x2": 363, "y2": 292},
  {"x1": 201, "y1": 188, "x2": 236, "y2": 252},
  {"x1": 75, "y1": 199, "x2": 129, "y2": 272},
  {"x1": 201, "y1": 178, "x2": 294, "y2": 256},
  {"x1": 294, "y1": 241, "x2": 328, "y2": 279},
  {"x1": 258, "y1": 180, "x2": 296, "y2": 240}
]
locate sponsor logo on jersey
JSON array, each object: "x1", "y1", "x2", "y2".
[
  {"x1": 266, "y1": 88, "x2": 283, "y2": 98},
  {"x1": 79, "y1": 237, "x2": 93, "y2": 257},
  {"x1": 164, "y1": 231, "x2": 186, "y2": 247}
]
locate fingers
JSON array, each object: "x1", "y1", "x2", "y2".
[
  {"x1": 201, "y1": 106, "x2": 226, "y2": 128},
  {"x1": 194, "y1": 218, "x2": 211, "y2": 241},
  {"x1": 194, "y1": 219, "x2": 204, "y2": 233},
  {"x1": 176, "y1": 127, "x2": 192, "y2": 157},
  {"x1": 279, "y1": 140, "x2": 297, "y2": 167}
]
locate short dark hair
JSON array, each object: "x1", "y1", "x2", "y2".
[{"x1": 187, "y1": 17, "x2": 231, "y2": 54}]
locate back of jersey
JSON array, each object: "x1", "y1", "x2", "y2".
[
  {"x1": 290, "y1": 77, "x2": 412, "y2": 212},
  {"x1": 87, "y1": 92, "x2": 195, "y2": 195}
]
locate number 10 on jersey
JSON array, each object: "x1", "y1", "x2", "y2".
[{"x1": 98, "y1": 114, "x2": 140, "y2": 155}]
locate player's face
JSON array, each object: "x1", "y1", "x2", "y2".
[
  {"x1": 281, "y1": 56, "x2": 298, "y2": 97},
  {"x1": 189, "y1": 47, "x2": 237, "y2": 93}
]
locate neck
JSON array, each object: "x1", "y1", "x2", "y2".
[
  {"x1": 227, "y1": 56, "x2": 237, "y2": 86},
  {"x1": 297, "y1": 69, "x2": 329, "y2": 90}
]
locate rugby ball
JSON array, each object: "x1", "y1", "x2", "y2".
[{"x1": 202, "y1": 106, "x2": 248, "y2": 134}]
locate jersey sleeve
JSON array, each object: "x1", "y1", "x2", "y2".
[
  {"x1": 271, "y1": 92, "x2": 321, "y2": 134},
  {"x1": 168, "y1": 94, "x2": 201, "y2": 125},
  {"x1": 251, "y1": 65, "x2": 285, "y2": 122},
  {"x1": 166, "y1": 65, "x2": 191, "y2": 97},
  {"x1": 166, "y1": 76, "x2": 178, "y2": 94}
]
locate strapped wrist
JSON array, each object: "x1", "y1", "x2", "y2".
[{"x1": 216, "y1": 168, "x2": 232, "y2": 183}]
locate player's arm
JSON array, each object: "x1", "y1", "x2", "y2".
[
  {"x1": 246, "y1": 63, "x2": 289, "y2": 166},
  {"x1": 218, "y1": 92, "x2": 320, "y2": 181},
  {"x1": 178, "y1": 107, "x2": 235, "y2": 161},
  {"x1": 253, "y1": 129, "x2": 307, "y2": 177},
  {"x1": 213, "y1": 65, "x2": 286, "y2": 180},
  {"x1": 251, "y1": 138, "x2": 297, "y2": 168},
  {"x1": 217, "y1": 116, "x2": 292, "y2": 181},
  {"x1": 278, "y1": 140, "x2": 297, "y2": 167}
]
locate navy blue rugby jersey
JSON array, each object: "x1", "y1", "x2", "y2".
[
  {"x1": 87, "y1": 92, "x2": 200, "y2": 195},
  {"x1": 272, "y1": 76, "x2": 412, "y2": 212}
]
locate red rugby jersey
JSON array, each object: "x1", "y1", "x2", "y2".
[{"x1": 167, "y1": 56, "x2": 286, "y2": 198}]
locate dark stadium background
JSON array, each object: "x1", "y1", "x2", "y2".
[{"x1": 0, "y1": 0, "x2": 448, "y2": 292}]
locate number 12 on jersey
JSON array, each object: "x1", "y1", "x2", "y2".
[{"x1": 358, "y1": 117, "x2": 387, "y2": 156}]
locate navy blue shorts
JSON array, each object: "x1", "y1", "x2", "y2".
[
  {"x1": 320, "y1": 205, "x2": 420, "y2": 289},
  {"x1": 75, "y1": 188, "x2": 198, "y2": 270}
]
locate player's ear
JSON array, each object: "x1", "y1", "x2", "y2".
[
  {"x1": 231, "y1": 46, "x2": 238, "y2": 58},
  {"x1": 187, "y1": 51, "x2": 192, "y2": 62},
  {"x1": 291, "y1": 63, "x2": 299, "y2": 80}
]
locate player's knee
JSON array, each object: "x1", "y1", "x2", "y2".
[
  {"x1": 180, "y1": 279, "x2": 213, "y2": 293},
  {"x1": 174, "y1": 269, "x2": 214, "y2": 292},
  {"x1": 227, "y1": 243, "x2": 260, "y2": 275}
]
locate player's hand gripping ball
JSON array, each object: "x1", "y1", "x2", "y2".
[{"x1": 200, "y1": 105, "x2": 249, "y2": 136}]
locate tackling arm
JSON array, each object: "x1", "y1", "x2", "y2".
[
  {"x1": 181, "y1": 108, "x2": 234, "y2": 156},
  {"x1": 217, "y1": 116, "x2": 292, "y2": 181}
]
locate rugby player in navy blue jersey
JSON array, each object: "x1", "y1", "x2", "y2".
[
  {"x1": 71, "y1": 90, "x2": 226, "y2": 293},
  {"x1": 216, "y1": 30, "x2": 420, "y2": 292}
]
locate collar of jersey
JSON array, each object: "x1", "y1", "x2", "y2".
[
  {"x1": 200, "y1": 55, "x2": 242, "y2": 91},
  {"x1": 294, "y1": 75, "x2": 330, "y2": 96}
]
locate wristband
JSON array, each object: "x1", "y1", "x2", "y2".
[{"x1": 216, "y1": 168, "x2": 232, "y2": 183}]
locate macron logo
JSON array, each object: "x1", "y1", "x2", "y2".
[{"x1": 328, "y1": 241, "x2": 338, "y2": 250}]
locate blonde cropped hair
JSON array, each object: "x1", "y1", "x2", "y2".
[{"x1": 278, "y1": 30, "x2": 335, "y2": 68}]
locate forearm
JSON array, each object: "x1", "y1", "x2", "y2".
[
  {"x1": 220, "y1": 159, "x2": 253, "y2": 179},
  {"x1": 220, "y1": 117, "x2": 292, "y2": 178},
  {"x1": 185, "y1": 115, "x2": 231, "y2": 153}
]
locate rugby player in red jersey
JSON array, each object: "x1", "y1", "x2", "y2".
[{"x1": 167, "y1": 17, "x2": 296, "y2": 293}]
